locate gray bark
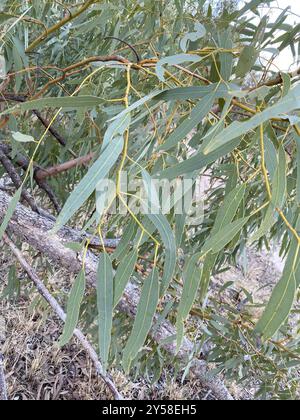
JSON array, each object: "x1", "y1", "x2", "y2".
[{"x1": 0, "y1": 189, "x2": 233, "y2": 400}]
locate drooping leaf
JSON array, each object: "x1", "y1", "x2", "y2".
[
  {"x1": 156, "y1": 54, "x2": 202, "y2": 82},
  {"x1": 236, "y1": 45, "x2": 259, "y2": 78},
  {"x1": 114, "y1": 249, "x2": 138, "y2": 308},
  {"x1": 53, "y1": 137, "x2": 124, "y2": 232},
  {"x1": 59, "y1": 270, "x2": 86, "y2": 347},
  {"x1": 180, "y1": 22, "x2": 206, "y2": 52},
  {"x1": 142, "y1": 170, "x2": 177, "y2": 293},
  {"x1": 122, "y1": 268, "x2": 159, "y2": 372},
  {"x1": 204, "y1": 85, "x2": 300, "y2": 154},
  {"x1": 159, "y1": 89, "x2": 222, "y2": 152},
  {"x1": 255, "y1": 218, "x2": 300, "y2": 340},
  {"x1": 250, "y1": 144, "x2": 286, "y2": 244},
  {"x1": 97, "y1": 253, "x2": 114, "y2": 371},
  {"x1": 12, "y1": 131, "x2": 35, "y2": 143},
  {"x1": 0, "y1": 188, "x2": 22, "y2": 241},
  {"x1": 201, "y1": 217, "x2": 249, "y2": 256},
  {"x1": 176, "y1": 253, "x2": 202, "y2": 352}
]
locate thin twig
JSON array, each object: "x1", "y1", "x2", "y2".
[
  {"x1": 3, "y1": 233, "x2": 123, "y2": 401},
  {"x1": 35, "y1": 152, "x2": 95, "y2": 181}
]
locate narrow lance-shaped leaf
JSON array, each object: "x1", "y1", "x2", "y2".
[
  {"x1": 176, "y1": 254, "x2": 202, "y2": 352},
  {"x1": 0, "y1": 188, "x2": 22, "y2": 241},
  {"x1": 255, "y1": 218, "x2": 300, "y2": 339},
  {"x1": 53, "y1": 136, "x2": 124, "y2": 233},
  {"x1": 204, "y1": 84, "x2": 300, "y2": 154},
  {"x1": 236, "y1": 45, "x2": 259, "y2": 79},
  {"x1": 122, "y1": 268, "x2": 159, "y2": 372},
  {"x1": 294, "y1": 134, "x2": 300, "y2": 205},
  {"x1": 201, "y1": 217, "x2": 249, "y2": 257},
  {"x1": 0, "y1": 96, "x2": 105, "y2": 115},
  {"x1": 250, "y1": 144, "x2": 286, "y2": 244},
  {"x1": 142, "y1": 170, "x2": 177, "y2": 294},
  {"x1": 159, "y1": 137, "x2": 241, "y2": 180},
  {"x1": 59, "y1": 270, "x2": 86, "y2": 347},
  {"x1": 159, "y1": 89, "x2": 221, "y2": 152},
  {"x1": 102, "y1": 113, "x2": 131, "y2": 151},
  {"x1": 199, "y1": 183, "x2": 246, "y2": 301},
  {"x1": 97, "y1": 253, "x2": 114, "y2": 371},
  {"x1": 113, "y1": 249, "x2": 138, "y2": 308},
  {"x1": 156, "y1": 54, "x2": 202, "y2": 82}
]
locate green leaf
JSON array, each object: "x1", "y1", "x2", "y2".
[
  {"x1": 250, "y1": 144, "x2": 286, "y2": 244},
  {"x1": 295, "y1": 134, "x2": 300, "y2": 205},
  {"x1": 158, "y1": 89, "x2": 221, "y2": 152},
  {"x1": 211, "y1": 184, "x2": 246, "y2": 235},
  {"x1": 142, "y1": 170, "x2": 177, "y2": 294},
  {"x1": 114, "y1": 249, "x2": 138, "y2": 308},
  {"x1": 156, "y1": 54, "x2": 202, "y2": 82},
  {"x1": 122, "y1": 268, "x2": 159, "y2": 372},
  {"x1": 59, "y1": 270, "x2": 86, "y2": 347},
  {"x1": 180, "y1": 22, "x2": 206, "y2": 52},
  {"x1": 256, "y1": 271, "x2": 296, "y2": 340},
  {"x1": 12, "y1": 131, "x2": 35, "y2": 143},
  {"x1": 198, "y1": 184, "x2": 246, "y2": 301},
  {"x1": 53, "y1": 137, "x2": 124, "y2": 232},
  {"x1": 0, "y1": 188, "x2": 22, "y2": 241},
  {"x1": 159, "y1": 137, "x2": 240, "y2": 180},
  {"x1": 201, "y1": 217, "x2": 249, "y2": 256},
  {"x1": 218, "y1": 29, "x2": 234, "y2": 81},
  {"x1": 0, "y1": 96, "x2": 105, "y2": 115},
  {"x1": 236, "y1": 45, "x2": 259, "y2": 78},
  {"x1": 113, "y1": 219, "x2": 138, "y2": 260},
  {"x1": 203, "y1": 85, "x2": 300, "y2": 154},
  {"x1": 97, "y1": 253, "x2": 114, "y2": 371},
  {"x1": 157, "y1": 82, "x2": 231, "y2": 102},
  {"x1": 176, "y1": 253, "x2": 202, "y2": 352},
  {"x1": 102, "y1": 113, "x2": 131, "y2": 151}
]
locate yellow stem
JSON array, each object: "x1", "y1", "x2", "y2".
[{"x1": 26, "y1": 0, "x2": 97, "y2": 52}]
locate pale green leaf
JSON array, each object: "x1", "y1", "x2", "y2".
[
  {"x1": 59, "y1": 270, "x2": 86, "y2": 347},
  {"x1": 204, "y1": 85, "x2": 300, "y2": 154},
  {"x1": 176, "y1": 253, "x2": 202, "y2": 352},
  {"x1": 114, "y1": 249, "x2": 138, "y2": 308},
  {"x1": 0, "y1": 188, "x2": 22, "y2": 241},
  {"x1": 122, "y1": 268, "x2": 159, "y2": 372},
  {"x1": 53, "y1": 137, "x2": 124, "y2": 232},
  {"x1": 97, "y1": 253, "x2": 114, "y2": 371}
]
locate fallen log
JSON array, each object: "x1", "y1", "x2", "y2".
[{"x1": 0, "y1": 189, "x2": 233, "y2": 400}]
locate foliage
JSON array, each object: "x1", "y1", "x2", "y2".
[{"x1": 0, "y1": 0, "x2": 300, "y2": 399}]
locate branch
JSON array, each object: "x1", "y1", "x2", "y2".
[
  {"x1": 35, "y1": 152, "x2": 95, "y2": 182},
  {"x1": 26, "y1": 0, "x2": 98, "y2": 53},
  {"x1": 0, "y1": 189, "x2": 233, "y2": 400},
  {"x1": 3, "y1": 233, "x2": 123, "y2": 401},
  {"x1": 0, "y1": 143, "x2": 61, "y2": 213}
]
